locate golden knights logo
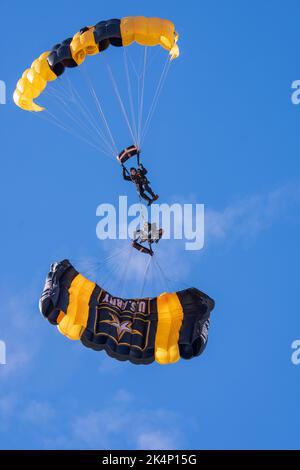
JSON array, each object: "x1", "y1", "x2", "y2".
[
  {"x1": 94, "y1": 292, "x2": 154, "y2": 351},
  {"x1": 101, "y1": 313, "x2": 143, "y2": 341}
]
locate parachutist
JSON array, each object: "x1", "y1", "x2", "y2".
[
  {"x1": 133, "y1": 222, "x2": 163, "y2": 244},
  {"x1": 131, "y1": 222, "x2": 163, "y2": 255},
  {"x1": 122, "y1": 164, "x2": 159, "y2": 205}
]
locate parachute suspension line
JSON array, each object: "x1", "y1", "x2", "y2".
[
  {"x1": 89, "y1": 85, "x2": 119, "y2": 157},
  {"x1": 80, "y1": 65, "x2": 119, "y2": 157},
  {"x1": 154, "y1": 256, "x2": 190, "y2": 292},
  {"x1": 138, "y1": 194, "x2": 147, "y2": 228},
  {"x1": 140, "y1": 56, "x2": 172, "y2": 147},
  {"x1": 101, "y1": 263, "x2": 120, "y2": 292},
  {"x1": 104, "y1": 57, "x2": 137, "y2": 146},
  {"x1": 100, "y1": 252, "x2": 126, "y2": 291},
  {"x1": 137, "y1": 46, "x2": 148, "y2": 147},
  {"x1": 145, "y1": 47, "x2": 161, "y2": 73},
  {"x1": 34, "y1": 110, "x2": 107, "y2": 155},
  {"x1": 96, "y1": 246, "x2": 127, "y2": 286},
  {"x1": 56, "y1": 70, "x2": 117, "y2": 157},
  {"x1": 127, "y1": 49, "x2": 141, "y2": 80},
  {"x1": 153, "y1": 257, "x2": 172, "y2": 293},
  {"x1": 80, "y1": 72, "x2": 118, "y2": 157},
  {"x1": 140, "y1": 255, "x2": 152, "y2": 298},
  {"x1": 81, "y1": 246, "x2": 127, "y2": 267},
  {"x1": 76, "y1": 246, "x2": 128, "y2": 277},
  {"x1": 123, "y1": 48, "x2": 138, "y2": 145},
  {"x1": 140, "y1": 55, "x2": 171, "y2": 146},
  {"x1": 128, "y1": 45, "x2": 156, "y2": 78},
  {"x1": 75, "y1": 253, "x2": 122, "y2": 284},
  {"x1": 43, "y1": 88, "x2": 112, "y2": 156},
  {"x1": 45, "y1": 71, "x2": 73, "y2": 101},
  {"x1": 68, "y1": 85, "x2": 116, "y2": 157},
  {"x1": 102, "y1": 243, "x2": 132, "y2": 289},
  {"x1": 151, "y1": 257, "x2": 165, "y2": 293},
  {"x1": 153, "y1": 257, "x2": 163, "y2": 297},
  {"x1": 46, "y1": 80, "x2": 73, "y2": 102},
  {"x1": 36, "y1": 77, "x2": 108, "y2": 153},
  {"x1": 64, "y1": 72, "x2": 77, "y2": 101},
  {"x1": 119, "y1": 246, "x2": 134, "y2": 299},
  {"x1": 44, "y1": 74, "x2": 77, "y2": 103}
]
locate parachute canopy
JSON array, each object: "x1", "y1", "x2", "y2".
[
  {"x1": 39, "y1": 260, "x2": 215, "y2": 365},
  {"x1": 117, "y1": 144, "x2": 139, "y2": 165},
  {"x1": 13, "y1": 16, "x2": 179, "y2": 113}
]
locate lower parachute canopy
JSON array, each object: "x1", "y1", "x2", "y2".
[{"x1": 39, "y1": 260, "x2": 215, "y2": 365}]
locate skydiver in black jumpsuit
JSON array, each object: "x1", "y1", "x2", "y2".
[{"x1": 122, "y1": 164, "x2": 159, "y2": 205}]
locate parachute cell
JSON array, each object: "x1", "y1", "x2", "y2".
[{"x1": 39, "y1": 260, "x2": 215, "y2": 365}]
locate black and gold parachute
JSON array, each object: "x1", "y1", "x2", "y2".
[
  {"x1": 39, "y1": 260, "x2": 215, "y2": 365},
  {"x1": 13, "y1": 17, "x2": 179, "y2": 112}
]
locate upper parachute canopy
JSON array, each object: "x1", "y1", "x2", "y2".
[
  {"x1": 39, "y1": 260, "x2": 214, "y2": 365},
  {"x1": 13, "y1": 16, "x2": 179, "y2": 113},
  {"x1": 117, "y1": 144, "x2": 140, "y2": 165}
]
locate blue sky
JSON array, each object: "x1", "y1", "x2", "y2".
[{"x1": 1, "y1": 0, "x2": 300, "y2": 450}]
